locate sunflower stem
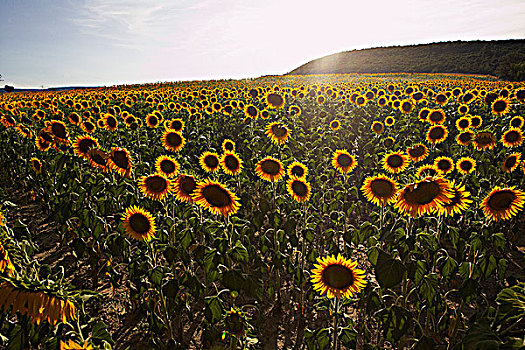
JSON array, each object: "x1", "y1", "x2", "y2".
[{"x1": 333, "y1": 297, "x2": 340, "y2": 350}]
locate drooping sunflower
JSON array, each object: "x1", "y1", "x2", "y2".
[
  {"x1": 87, "y1": 148, "x2": 109, "y2": 171},
  {"x1": 382, "y1": 151, "x2": 410, "y2": 174},
  {"x1": 265, "y1": 122, "x2": 290, "y2": 145},
  {"x1": 330, "y1": 119, "x2": 341, "y2": 131},
  {"x1": 255, "y1": 156, "x2": 285, "y2": 182},
  {"x1": 139, "y1": 173, "x2": 172, "y2": 201},
  {"x1": 102, "y1": 113, "x2": 118, "y2": 131},
  {"x1": 73, "y1": 135, "x2": 98, "y2": 159},
  {"x1": 220, "y1": 152, "x2": 243, "y2": 176},
  {"x1": 199, "y1": 151, "x2": 221, "y2": 173},
  {"x1": 426, "y1": 125, "x2": 448, "y2": 144},
  {"x1": 192, "y1": 179, "x2": 240, "y2": 217},
  {"x1": 45, "y1": 120, "x2": 69, "y2": 142},
  {"x1": 437, "y1": 182, "x2": 472, "y2": 217},
  {"x1": 456, "y1": 157, "x2": 476, "y2": 175},
  {"x1": 416, "y1": 164, "x2": 441, "y2": 178},
  {"x1": 509, "y1": 116, "x2": 524, "y2": 129},
  {"x1": 36, "y1": 137, "x2": 51, "y2": 152},
  {"x1": 407, "y1": 143, "x2": 429, "y2": 162},
  {"x1": 162, "y1": 130, "x2": 185, "y2": 153},
  {"x1": 173, "y1": 174, "x2": 197, "y2": 203},
  {"x1": 394, "y1": 177, "x2": 453, "y2": 217},
  {"x1": 287, "y1": 161, "x2": 308, "y2": 179},
  {"x1": 427, "y1": 109, "x2": 446, "y2": 125},
  {"x1": 332, "y1": 150, "x2": 357, "y2": 174},
  {"x1": 30, "y1": 157, "x2": 42, "y2": 174},
  {"x1": 456, "y1": 130, "x2": 475, "y2": 146},
  {"x1": 371, "y1": 121, "x2": 384, "y2": 134},
  {"x1": 265, "y1": 92, "x2": 285, "y2": 109},
  {"x1": 501, "y1": 128, "x2": 523, "y2": 148},
  {"x1": 491, "y1": 97, "x2": 511, "y2": 116},
  {"x1": 502, "y1": 153, "x2": 521, "y2": 173},
  {"x1": 222, "y1": 139, "x2": 236, "y2": 153},
  {"x1": 287, "y1": 176, "x2": 311, "y2": 203},
  {"x1": 155, "y1": 155, "x2": 180, "y2": 178},
  {"x1": 108, "y1": 147, "x2": 132, "y2": 177},
  {"x1": 472, "y1": 131, "x2": 497, "y2": 151},
  {"x1": 122, "y1": 206, "x2": 156, "y2": 241},
  {"x1": 311, "y1": 254, "x2": 366, "y2": 299},
  {"x1": 434, "y1": 156, "x2": 455, "y2": 175},
  {"x1": 165, "y1": 118, "x2": 184, "y2": 132},
  {"x1": 481, "y1": 186, "x2": 525, "y2": 221},
  {"x1": 361, "y1": 174, "x2": 399, "y2": 207}
]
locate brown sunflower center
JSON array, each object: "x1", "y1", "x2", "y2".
[
  {"x1": 458, "y1": 119, "x2": 469, "y2": 128},
  {"x1": 505, "y1": 156, "x2": 517, "y2": 169},
  {"x1": 337, "y1": 154, "x2": 353, "y2": 167},
  {"x1": 291, "y1": 166, "x2": 304, "y2": 177},
  {"x1": 370, "y1": 179, "x2": 394, "y2": 198},
  {"x1": 493, "y1": 100, "x2": 507, "y2": 113},
  {"x1": 111, "y1": 150, "x2": 129, "y2": 169},
  {"x1": 224, "y1": 141, "x2": 234, "y2": 151},
  {"x1": 202, "y1": 184, "x2": 232, "y2": 207},
  {"x1": 409, "y1": 146, "x2": 425, "y2": 158},
  {"x1": 149, "y1": 116, "x2": 158, "y2": 125},
  {"x1": 267, "y1": 93, "x2": 284, "y2": 107},
  {"x1": 471, "y1": 117, "x2": 481, "y2": 127},
  {"x1": 291, "y1": 180, "x2": 308, "y2": 197},
  {"x1": 261, "y1": 159, "x2": 281, "y2": 175},
  {"x1": 129, "y1": 213, "x2": 150, "y2": 234},
  {"x1": 458, "y1": 132, "x2": 473, "y2": 143},
  {"x1": 224, "y1": 155, "x2": 239, "y2": 170},
  {"x1": 40, "y1": 131, "x2": 54, "y2": 142},
  {"x1": 180, "y1": 176, "x2": 196, "y2": 195},
  {"x1": 247, "y1": 106, "x2": 257, "y2": 117},
  {"x1": 160, "y1": 160, "x2": 176, "y2": 174},
  {"x1": 32, "y1": 161, "x2": 41, "y2": 170},
  {"x1": 460, "y1": 161, "x2": 473, "y2": 171},
  {"x1": 171, "y1": 120, "x2": 183, "y2": 131},
  {"x1": 225, "y1": 313, "x2": 244, "y2": 334},
  {"x1": 488, "y1": 190, "x2": 516, "y2": 210},
  {"x1": 322, "y1": 264, "x2": 354, "y2": 290},
  {"x1": 271, "y1": 124, "x2": 287, "y2": 138},
  {"x1": 505, "y1": 131, "x2": 519, "y2": 143},
  {"x1": 107, "y1": 116, "x2": 117, "y2": 128},
  {"x1": 372, "y1": 123, "x2": 382, "y2": 132},
  {"x1": 437, "y1": 160, "x2": 452, "y2": 171},
  {"x1": 204, "y1": 155, "x2": 219, "y2": 168},
  {"x1": 145, "y1": 176, "x2": 168, "y2": 193},
  {"x1": 429, "y1": 127, "x2": 445, "y2": 140},
  {"x1": 89, "y1": 149, "x2": 108, "y2": 166},
  {"x1": 387, "y1": 155, "x2": 403, "y2": 168},
  {"x1": 84, "y1": 122, "x2": 95, "y2": 131},
  {"x1": 78, "y1": 138, "x2": 96, "y2": 154},
  {"x1": 404, "y1": 181, "x2": 441, "y2": 205},
  {"x1": 166, "y1": 132, "x2": 182, "y2": 147},
  {"x1": 402, "y1": 101, "x2": 412, "y2": 112},
  {"x1": 475, "y1": 132, "x2": 495, "y2": 146}
]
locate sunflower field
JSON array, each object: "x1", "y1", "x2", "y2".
[{"x1": 0, "y1": 73, "x2": 525, "y2": 349}]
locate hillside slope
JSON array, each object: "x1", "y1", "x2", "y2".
[{"x1": 287, "y1": 40, "x2": 525, "y2": 80}]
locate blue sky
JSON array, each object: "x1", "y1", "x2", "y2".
[{"x1": 1, "y1": 0, "x2": 524, "y2": 88}]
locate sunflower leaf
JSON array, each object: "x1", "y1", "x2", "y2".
[{"x1": 375, "y1": 250, "x2": 406, "y2": 289}]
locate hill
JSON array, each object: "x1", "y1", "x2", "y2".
[{"x1": 287, "y1": 39, "x2": 525, "y2": 81}]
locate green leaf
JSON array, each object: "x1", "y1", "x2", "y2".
[
  {"x1": 459, "y1": 278, "x2": 480, "y2": 302},
  {"x1": 495, "y1": 282, "x2": 525, "y2": 324},
  {"x1": 379, "y1": 305, "x2": 412, "y2": 343},
  {"x1": 91, "y1": 321, "x2": 114, "y2": 345},
  {"x1": 221, "y1": 270, "x2": 245, "y2": 291},
  {"x1": 461, "y1": 318, "x2": 502, "y2": 350},
  {"x1": 204, "y1": 297, "x2": 223, "y2": 323},
  {"x1": 375, "y1": 250, "x2": 406, "y2": 289},
  {"x1": 419, "y1": 273, "x2": 437, "y2": 303},
  {"x1": 149, "y1": 267, "x2": 164, "y2": 287}
]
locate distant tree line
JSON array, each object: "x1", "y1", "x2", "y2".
[{"x1": 287, "y1": 40, "x2": 525, "y2": 81}]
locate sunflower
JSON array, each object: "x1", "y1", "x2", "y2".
[
  {"x1": 68, "y1": 112, "x2": 81, "y2": 125},
  {"x1": 434, "y1": 156, "x2": 455, "y2": 174},
  {"x1": 437, "y1": 182, "x2": 472, "y2": 217},
  {"x1": 87, "y1": 148, "x2": 109, "y2": 171},
  {"x1": 426, "y1": 109, "x2": 445, "y2": 125},
  {"x1": 139, "y1": 174, "x2": 172, "y2": 201},
  {"x1": 311, "y1": 254, "x2": 366, "y2": 299},
  {"x1": 102, "y1": 113, "x2": 118, "y2": 131},
  {"x1": 384, "y1": 116, "x2": 395, "y2": 126},
  {"x1": 108, "y1": 148, "x2": 132, "y2": 177},
  {"x1": 395, "y1": 177, "x2": 453, "y2": 217},
  {"x1": 501, "y1": 128, "x2": 523, "y2": 148},
  {"x1": 330, "y1": 119, "x2": 341, "y2": 130},
  {"x1": 383, "y1": 137, "x2": 395, "y2": 149},
  {"x1": 173, "y1": 174, "x2": 197, "y2": 203},
  {"x1": 400, "y1": 99, "x2": 414, "y2": 114},
  {"x1": 472, "y1": 131, "x2": 496, "y2": 151},
  {"x1": 45, "y1": 120, "x2": 68, "y2": 142},
  {"x1": 470, "y1": 115, "x2": 482, "y2": 129},
  {"x1": 255, "y1": 156, "x2": 285, "y2": 182},
  {"x1": 60, "y1": 340, "x2": 93, "y2": 350},
  {"x1": 80, "y1": 121, "x2": 96, "y2": 134},
  {"x1": 458, "y1": 104, "x2": 469, "y2": 115},
  {"x1": 287, "y1": 161, "x2": 308, "y2": 179},
  {"x1": 491, "y1": 97, "x2": 511, "y2": 116},
  {"x1": 407, "y1": 143, "x2": 429, "y2": 162},
  {"x1": 30, "y1": 157, "x2": 42, "y2": 174},
  {"x1": 502, "y1": 153, "x2": 521, "y2": 173},
  {"x1": 382, "y1": 151, "x2": 410, "y2": 174},
  {"x1": 361, "y1": 174, "x2": 399, "y2": 207},
  {"x1": 456, "y1": 130, "x2": 475, "y2": 146},
  {"x1": 265, "y1": 122, "x2": 290, "y2": 145},
  {"x1": 260, "y1": 109, "x2": 270, "y2": 119},
  {"x1": 371, "y1": 121, "x2": 384, "y2": 134},
  {"x1": 456, "y1": 157, "x2": 476, "y2": 175},
  {"x1": 266, "y1": 92, "x2": 285, "y2": 109},
  {"x1": 289, "y1": 105, "x2": 301, "y2": 117},
  {"x1": 456, "y1": 117, "x2": 470, "y2": 131},
  {"x1": 36, "y1": 137, "x2": 51, "y2": 152},
  {"x1": 220, "y1": 152, "x2": 243, "y2": 176},
  {"x1": 416, "y1": 164, "x2": 441, "y2": 178},
  {"x1": 122, "y1": 206, "x2": 156, "y2": 241},
  {"x1": 509, "y1": 116, "x2": 524, "y2": 129},
  {"x1": 0, "y1": 244, "x2": 15, "y2": 276},
  {"x1": 73, "y1": 135, "x2": 98, "y2": 159},
  {"x1": 165, "y1": 118, "x2": 184, "y2": 132},
  {"x1": 426, "y1": 125, "x2": 448, "y2": 144},
  {"x1": 356, "y1": 96, "x2": 367, "y2": 107},
  {"x1": 222, "y1": 139, "x2": 235, "y2": 152},
  {"x1": 155, "y1": 155, "x2": 180, "y2": 178},
  {"x1": 162, "y1": 130, "x2": 185, "y2": 153},
  {"x1": 199, "y1": 151, "x2": 221, "y2": 173},
  {"x1": 332, "y1": 150, "x2": 357, "y2": 174},
  {"x1": 192, "y1": 179, "x2": 240, "y2": 216},
  {"x1": 481, "y1": 186, "x2": 525, "y2": 221},
  {"x1": 418, "y1": 108, "x2": 431, "y2": 122},
  {"x1": 146, "y1": 113, "x2": 162, "y2": 128},
  {"x1": 244, "y1": 104, "x2": 259, "y2": 119},
  {"x1": 287, "y1": 176, "x2": 311, "y2": 203}
]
